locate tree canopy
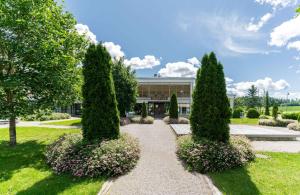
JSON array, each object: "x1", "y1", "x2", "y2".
[
  {"x1": 246, "y1": 85, "x2": 260, "y2": 109},
  {"x1": 0, "y1": 0, "x2": 87, "y2": 146}
]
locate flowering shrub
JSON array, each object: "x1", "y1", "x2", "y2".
[
  {"x1": 259, "y1": 115, "x2": 270, "y2": 119},
  {"x1": 163, "y1": 116, "x2": 189, "y2": 124},
  {"x1": 130, "y1": 116, "x2": 154, "y2": 124},
  {"x1": 22, "y1": 112, "x2": 71, "y2": 121},
  {"x1": 177, "y1": 135, "x2": 255, "y2": 173},
  {"x1": 45, "y1": 133, "x2": 140, "y2": 177},
  {"x1": 281, "y1": 112, "x2": 300, "y2": 120},
  {"x1": 259, "y1": 119, "x2": 295, "y2": 127},
  {"x1": 287, "y1": 122, "x2": 300, "y2": 131}
]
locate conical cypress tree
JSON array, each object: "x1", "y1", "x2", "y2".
[
  {"x1": 82, "y1": 44, "x2": 120, "y2": 141},
  {"x1": 265, "y1": 91, "x2": 270, "y2": 115},
  {"x1": 141, "y1": 102, "x2": 148, "y2": 118},
  {"x1": 169, "y1": 94, "x2": 178, "y2": 119},
  {"x1": 190, "y1": 52, "x2": 230, "y2": 142}
]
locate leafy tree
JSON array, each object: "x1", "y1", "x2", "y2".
[
  {"x1": 272, "y1": 105, "x2": 279, "y2": 120},
  {"x1": 112, "y1": 59, "x2": 137, "y2": 117},
  {"x1": 169, "y1": 94, "x2": 178, "y2": 119},
  {"x1": 0, "y1": 0, "x2": 87, "y2": 146},
  {"x1": 82, "y1": 44, "x2": 120, "y2": 141},
  {"x1": 265, "y1": 91, "x2": 270, "y2": 115},
  {"x1": 296, "y1": 6, "x2": 300, "y2": 15},
  {"x1": 190, "y1": 52, "x2": 230, "y2": 142},
  {"x1": 246, "y1": 85, "x2": 259, "y2": 109},
  {"x1": 141, "y1": 102, "x2": 147, "y2": 118}
]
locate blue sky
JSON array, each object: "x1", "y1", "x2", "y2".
[{"x1": 65, "y1": 0, "x2": 300, "y2": 98}]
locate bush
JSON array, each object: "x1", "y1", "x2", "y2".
[
  {"x1": 163, "y1": 116, "x2": 189, "y2": 124},
  {"x1": 141, "y1": 102, "x2": 148, "y2": 118},
  {"x1": 259, "y1": 119, "x2": 296, "y2": 127},
  {"x1": 177, "y1": 135, "x2": 255, "y2": 173},
  {"x1": 130, "y1": 116, "x2": 154, "y2": 124},
  {"x1": 232, "y1": 107, "x2": 243, "y2": 118},
  {"x1": 169, "y1": 94, "x2": 178, "y2": 119},
  {"x1": 259, "y1": 115, "x2": 270, "y2": 119},
  {"x1": 46, "y1": 133, "x2": 140, "y2": 177},
  {"x1": 272, "y1": 105, "x2": 279, "y2": 120},
  {"x1": 246, "y1": 108, "x2": 260, "y2": 118},
  {"x1": 21, "y1": 112, "x2": 71, "y2": 121},
  {"x1": 287, "y1": 122, "x2": 300, "y2": 131},
  {"x1": 281, "y1": 112, "x2": 300, "y2": 120}
]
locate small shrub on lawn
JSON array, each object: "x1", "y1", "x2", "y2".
[
  {"x1": 287, "y1": 122, "x2": 300, "y2": 131},
  {"x1": 259, "y1": 119, "x2": 296, "y2": 127},
  {"x1": 163, "y1": 116, "x2": 189, "y2": 124},
  {"x1": 259, "y1": 115, "x2": 270, "y2": 119},
  {"x1": 177, "y1": 135, "x2": 255, "y2": 173},
  {"x1": 45, "y1": 133, "x2": 140, "y2": 177},
  {"x1": 22, "y1": 112, "x2": 71, "y2": 121},
  {"x1": 281, "y1": 112, "x2": 300, "y2": 120},
  {"x1": 246, "y1": 108, "x2": 260, "y2": 118},
  {"x1": 232, "y1": 107, "x2": 243, "y2": 118},
  {"x1": 130, "y1": 116, "x2": 154, "y2": 124}
]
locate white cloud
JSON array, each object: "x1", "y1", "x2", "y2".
[
  {"x1": 75, "y1": 23, "x2": 97, "y2": 44},
  {"x1": 273, "y1": 91, "x2": 300, "y2": 99},
  {"x1": 158, "y1": 59, "x2": 199, "y2": 77},
  {"x1": 124, "y1": 55, "x2": 160, "y2": 69},
  {"x1": 228, "y1": 77, "x2": 290, "y2": 96},
  {"x1": 246, "y1": 12, "x2": 273, "y2": 32},
  {"x1": 224, "y1": 38, "x2": 271, "y2": 54},
  {"x1": 287, "y1": 41, "x2": 300, "y2": 51},
  {"x1": 255, "y1": 0, "x2": 297, "y2": 9},
  {"x1": 294, "y1": 56, "x2": 300, "y2": 60},
  {"x1": 102, "y1": 42, "x2": 125, "y2": 60},
  {"x1": 269, "y1": 16, "x2": 300, "y2": 47},
  {"x1": 187, "y1": 57, "x2": 200, "y2": 65}
]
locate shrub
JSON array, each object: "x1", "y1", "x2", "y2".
[
  {"x1": 177, "y1": 135, "x2": 255, "y2": 173},
  {"x1": 287, "y1": 122, "x2": 300, "y2": 131},
  {"x1": 259, "y1": 119, "x2": 296, "y2": 127},
  {"x1": 169, "y1": 94, "x2": 178, "y2": 119},
  {"x1": 130, "y1": 116, "x2": 154, "y2": 124},
  {"x1": 281, "y1": 112, "x2": 300, "y2": 120},
  {"x1": 45, "y1": 133, "x2": 140, "y2": 177},
  {"x1": 259, "y1": 115, "x2": 270, "y2": 119},
  {"x1": 21, "y1": 112, "x2": 71, "y2": 121},
  {"x1": 246, "y1": 108, "x2": 260, "y2": 118},
  {"x1": 272, "y1": 105, "x2": 279, "y2": 120},
  {"x1": 141, "y1": 102, "x2": 148, "y2": 118},
  {"x1": 163, "y1": 116, "x2": 189, "y2": 124},
  {"x1": 232, "y1": 107, "x2": 243, "y2": 118}
]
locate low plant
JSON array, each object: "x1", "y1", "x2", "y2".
[
  {"x1": 259, "y1": 119, "x2": 296, "y2": 127},
  {"x1": 177, "y1": 135, "x2": 255, "y2": 173},
  {"x1": 141, "y1": 102, "x2": 148, "y2": 118},
  {"x1": 281, "y1": 112, "x2": 300, "y2": 120},
  {"x1": 45, "y1": 133, "x2": 140, "y2": 177},
  {"x1": 163, "y1": 116, "x2": 189, "y2": 124},
  {"x1": 259, "y1": 115, "x2": 270, "y2": 119},
  {"x1": 247, "y1": 108, "x2": 260, "y2": 119},
  {"x1": 232, "y1": 107, "x2": 243, "y2": 118},
  {"x1": 130, "y1": 116, "x2": 154, "y2": 124},
  {"x1": 287, "y1": 122, "x2": 300, "y2": 131},
  {"x1": 21, "y1": 112, "x2": 71, "y2": 121}
]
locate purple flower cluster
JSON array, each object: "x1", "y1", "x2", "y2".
[{"x1": 45, "y1": 133, "x2": 140, "y2": 178}]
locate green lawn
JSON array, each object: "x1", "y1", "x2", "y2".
[
  {"x1": 279, "y1": 106, "x2": 300, "y2": 113},
  {"x1": 230, "y1": 118, "x2": 259, "y2": 125},
  {"x1": 45, "y1": 119, "x2": 82, "y2": 126},
  {"x1": 209, "y1": 152, "x2": 300, "y2": 195},
  {"x1": 0, "y1": 127, "x2": 104, "y2": 195}
]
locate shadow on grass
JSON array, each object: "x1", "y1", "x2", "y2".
[{"x1": 209, "y1": 166, "x2": 260, "y2": 195}]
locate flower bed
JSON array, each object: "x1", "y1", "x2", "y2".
[
  {"x1": 287, "y1": 122, "x2": 300, "y2": 131},
  {"x1": 258, "y1": 119, "x2": 295, "y2": 127},
  {"x1": 163, "y1": 116, "x2": 189, "y2": 124},
  {"x1": 130, "y1": 116, "x2": 154, "y2": 124}
]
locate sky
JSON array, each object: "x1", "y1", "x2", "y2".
[{"x1": 64, "y1": 0, "x2": 300, "y2": 99}]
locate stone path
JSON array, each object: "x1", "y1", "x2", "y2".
[{"x1": 108, "y1": 120, "x2": 217, "y2": 195}]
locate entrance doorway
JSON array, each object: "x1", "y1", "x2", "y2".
[{"x1": 153, "y1": 103, "x2": 166, "y2": 118}]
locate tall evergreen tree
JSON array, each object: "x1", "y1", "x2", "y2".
[
  {"x1": 246, "y1": 85, "x2": 259, "y2": 108},
  {"x1": 82, "y1": 44, "x2": 120, "y2": 141},
  {"x1": 190, "y1": 52, "x2": 230, "y2": 142},
  {"x1": 141, "y1": 102, "x2": 147, "y2": 118},
  {"x1": 169, "y1": 94, "x2": 178, "y2": 119},
  {"x1": 265, "y1": 91, "x2": 270, "y2": 115}
]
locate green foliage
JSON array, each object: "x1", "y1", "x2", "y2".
[
  {"x1": 259, "y1": 119, "x2": 295, "y2": 127},
  {"x1": 272, "y1": 105, "x2": 279, "y2": 120},
  {"x1": 177, "y1": 135, "x2": 255, "y2": 173},
  {"x1": 163, "y1": 116, "x2": 189, "y2": 124},
  {"x1": 82, "y1": 44, "x2": 120, "y2": 141},
  {"x1": 190, "y1": 52, "x2": 230, "y2": 142},
  {"x1": 232, "y1": 107, "x2": 243, "y2": 118},
  {"x1": 281, "y1": 112, "x2": 300, "y2": 120},
  {"x1": 130, "y1": 116, "x2": 154, "y2": 124},
  {"x1": 21, "y1": 112, "x2": 71, "y2": 121},
  {"x1": 265, "y1": 91, "x2": 270, "y2": 115},
  {"x1": 246, "y1": 85, "x2": 260, "y2": 108},
  {"x1": 46, "y1": 133, "x2": 140, "y2": 177},
  {"x1": 141, "y1": 102, "x2": 148, "y2": 118},
  {"x1": 169, "y1": 94, "x2": 178, "y2": 119},
  {"x1": 112, "y1": 59, "x2": 138, "y2": 117},
  {"x1": 296, "y1": 6, "x2": 300, "y2": 15},
  {"x1": 246, "y1": 108, "x2": 260, "y2": 119}
]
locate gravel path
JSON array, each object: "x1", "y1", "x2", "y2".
[{"x1": 108, "y1": 120, "x2": 216, "y2": 195}]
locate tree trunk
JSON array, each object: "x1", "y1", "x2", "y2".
[{"x1": 9, "y1": 116, "x2": 16, "y2": 146}]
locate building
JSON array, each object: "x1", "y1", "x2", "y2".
[{"x1": 136, "y1": 77, "x2": 235, "y2": 117}]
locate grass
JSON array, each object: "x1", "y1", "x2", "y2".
[
  {"x1": 279, "y1": 106, "x2": 300, "y2": 113},
  {"x1": 0, "y1": 127, "x2": 104, "y2": 195},
  {"x1": 209, "y1": 152, "x2": 300, "y2": 195},
  {"x1": 230, "y1": 118, "x2": 259, "y2": 125},
  {"x1": 44, "y1": 119, "x2": 82, "y2": 126}
]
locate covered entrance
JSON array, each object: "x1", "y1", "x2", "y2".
[{"x1": 148, "y1": 102, "x2": 168, "y2": 118}]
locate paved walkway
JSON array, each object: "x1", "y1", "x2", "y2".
[{"x1": 109, "y1": 120, "x2": 216, "y2": 195}]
